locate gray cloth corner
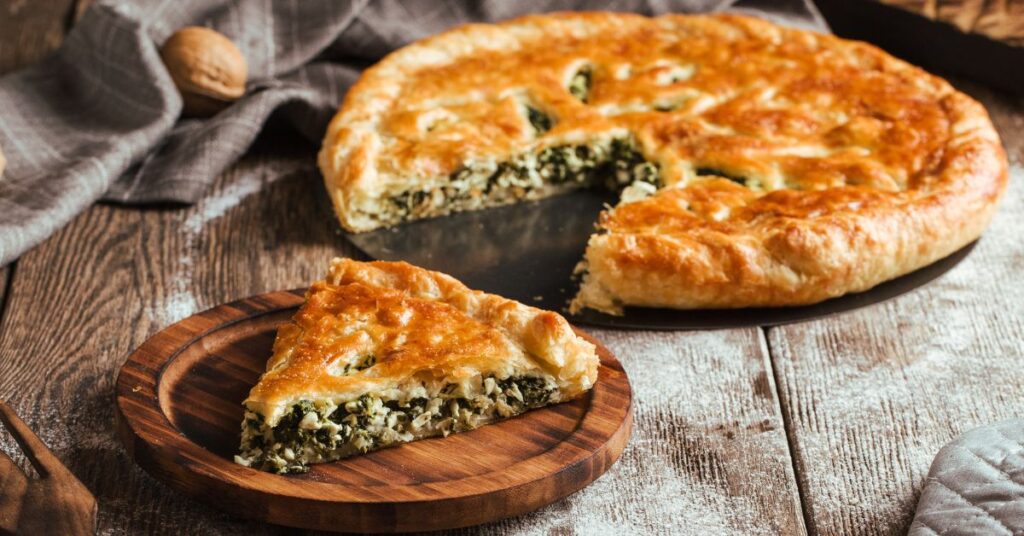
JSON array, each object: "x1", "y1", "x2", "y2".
[{"x1": 911, "y1": 420, "x2": 1024, "y2": 536}]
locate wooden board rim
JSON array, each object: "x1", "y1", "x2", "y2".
[{"x1": 114, "y1": 289, "x2": 633, "y2": 532}]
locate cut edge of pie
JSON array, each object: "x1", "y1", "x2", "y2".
[
  {"x1": 235, "y1": 258, "x2": 599, "y2": 473},
  {"x1": 318, "y1": 12, "x2": 1008, "y2": 314}
]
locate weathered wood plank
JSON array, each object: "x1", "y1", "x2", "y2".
[
  {"x1": 563, "y1": 328, "x2": 807, "y2": 535},
  {"x1": 0, "y1": 0, "x2": 78, "y2": 342},
  {"x1": 0, "y1": 130, "x2": 806, "y2": 534},
  {"x1": 446, "y1": 329, "x2": 808, "y2": 535},
  {"x1": 768, "y1": 83, "x2": 1024, "y2": 536},
  {"x1": 0, "y1": 0, "x2": 77, "y2": 74},
  {"x1": 442, "y1": 329, "x2": 808, "y2": 535}
]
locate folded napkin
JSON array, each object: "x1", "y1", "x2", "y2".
[{"x1": 0, "y1": 0, "x2": 819, "y2": 266}]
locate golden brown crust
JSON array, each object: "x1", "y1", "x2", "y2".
[
  {"x1": 245, "y1": 259, "x2": 598, "y2": 424},
  {"x1": 575, "y1": 87, "x2": 1005, "y2": 311},
  {"x1": 319, "y1": 12, "x2": 1008, "y2": 311}
]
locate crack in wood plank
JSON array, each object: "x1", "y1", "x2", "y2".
[{"x1": 761, "y1": 325, "x2": 815, "y2": 536}]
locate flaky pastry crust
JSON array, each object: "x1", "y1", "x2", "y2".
[
  {"x1": 244, "y1": 258, "x2": 598, "y2": 425},
  {"x1": 319, "y1": 12, "x2": 1007, "y2": 312}
]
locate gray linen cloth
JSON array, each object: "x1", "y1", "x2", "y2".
[{"x1": 0, "y1": 0, "x2": 817, "y2": 266}]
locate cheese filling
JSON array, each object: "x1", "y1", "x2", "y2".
[
  {"x1": 236, "y1": 374, "x2": 559, "y2": 474},
  {"x1": 382, "y1": 137, "x2": 661, "y2": 224}
]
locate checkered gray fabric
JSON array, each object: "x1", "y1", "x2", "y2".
[
  {"x1": 911, "y1": 420, "x2": 1024, "y2": 536},
  {"x1": 0, "y1": 0, "x2": 820, "y2": 265}
]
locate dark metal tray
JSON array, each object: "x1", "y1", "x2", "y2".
[{"x1": 345, "y1": 190, "x2": 974, "y2": 330}]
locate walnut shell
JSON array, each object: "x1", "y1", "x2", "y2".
[{"x1": 160, "y1": 26, "x2": 247, "y2": 117}]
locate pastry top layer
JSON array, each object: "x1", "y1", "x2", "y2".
[
  {"x1": 319, "y1": 11, "x2": 1005, "y2": 232},
  {"x1": 244, "y1": 259, "x2": 598, "y2": 425}
]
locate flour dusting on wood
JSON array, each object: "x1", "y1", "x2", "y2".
[
  {"x1": 182, "y1": 173, "x2": 267, "y2": 235},
  {"x1": 150, "y1": 171, "x2": 277, "y2": 325},
  {"x1": 770, "y1": 163, "x2": 1024, "y2": 534},
  {"x1": 477, "y1": 329, "x2": 804, "y2": 535}
]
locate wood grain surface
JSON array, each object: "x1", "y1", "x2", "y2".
[
  {"x1": 767, "y1": 82, "x2": 1024, "y2": 536},
  {"x1": 0, "y1": 2, "x2": 1021, "y2": 535},
  {"x1": 0, "y1": 401, "x2": 97, "y2": 535},
  {"x1": 0, "y1": 0, "x2": 76, "y2": 74},
  {"x1": 0, "y1": 0, "x2": 81, "y2": 421},
  {"x1": 116, "y1": 291, "x2": 632, "y2": 532}
]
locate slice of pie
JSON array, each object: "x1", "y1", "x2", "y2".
[
  {"x1": 318, "y1": 12, "x2": 1007, "y2": 313},
  {"x1": 235, "y1": 258, "x2": 599, "y2": 473}
]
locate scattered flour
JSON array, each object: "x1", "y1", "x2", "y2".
[
  {"x1": 488, "y1": 329, "x2": 796, "y2": 535},
  {"x1": 772, "y1": 162, "x2": 1024, "y2": 532},
  {"x1": 150, "y1": 172, "x2": 270, "y2": 325},
  {"x1": 161, "y1": 290, "x2": 199, "y2": 324},
  {"x1": 181, "y1": 173, "x2": 266, "y2": 235}
]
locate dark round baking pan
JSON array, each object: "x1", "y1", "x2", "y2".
[{"x1": 345, "y1": 189, "x2": 975, "y2": 330}]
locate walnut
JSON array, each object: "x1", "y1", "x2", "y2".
[{"x1": 159, "y1": 26, "x2": 247, "y2": 117}]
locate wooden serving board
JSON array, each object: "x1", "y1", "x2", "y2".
[{"x1": 115, "y1": 290, "x2": 633, "y2": 533}]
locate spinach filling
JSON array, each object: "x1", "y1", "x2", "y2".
[
  {"x1": 696, "y1": 167, "x2": 747, "y2": 186},
  {"x1": 537, "y1": 138, "x2": 661, "y2": 190},
  {"x1": 238, "y1": 375, "x2": 559, "y2": 474},
  {"x1": 387, "y1": 137, "x2": 661, "y2": 220},
  {"x1": 568, "y1": 65, "x2": 592, "y2": 103},
  {"x1": 340, "y1": 354, "x2": 376, "y2": 375},
  {"x1": 377, "y1": 64, "x2": 685, "y2": 224},
  {"x1": 527, "y1": 106, "x2": 554, "y2": 134}
]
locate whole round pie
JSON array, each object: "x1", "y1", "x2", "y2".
[{"x1": 318, "y1": 12, "x2": 1008, "y2": 314}]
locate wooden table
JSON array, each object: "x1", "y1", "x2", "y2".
[{"x1": 1, "y1": 3, "x2": 1022, "y2": 534}]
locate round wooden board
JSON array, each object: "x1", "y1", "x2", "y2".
[{"x1": 115, "y1": 290, "x2": 633, "y2": 533}]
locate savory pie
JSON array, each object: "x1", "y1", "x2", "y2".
[
  {"x1": 235, "y1": 258, "x2": 598, "y2": 473},
  {"x1": 318, "y1": 12, "x2": 1007, "y2": 314}
]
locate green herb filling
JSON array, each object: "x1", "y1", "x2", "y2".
[
  {"x1": 527, "y1": 106, "x2": 554, "y2": 134},
  {"x1": 237, "y1": 375, "x2": 559, "y2": 474},
  {"x1": 568, "y1": 66, "x2": 593, "y2": 103},
  {"x1": 387, "y1": 137, "x2": 661, "y2": 221}
]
